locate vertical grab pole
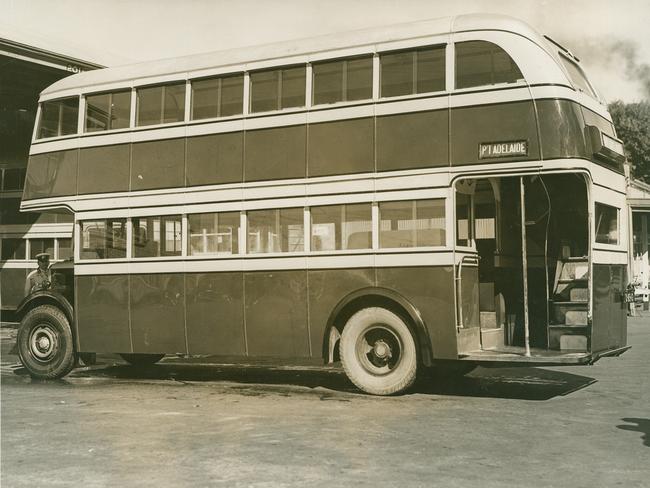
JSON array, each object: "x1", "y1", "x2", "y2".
[{"x1": 520, "y1": 177, "x2": 531, "y2": 357}]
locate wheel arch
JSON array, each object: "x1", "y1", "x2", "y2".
[
  {"x1": 322, "y1": 287, "x2": 433, "y2": 367},
  {"x1": 15, "y1": 291, "x2": 74, "y2": 325}
]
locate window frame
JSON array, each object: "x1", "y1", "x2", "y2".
[
  {"x1": 135, "y1": 81, "x2": 187, "y2": 127},
  {"x1": 309, "y1": 202, "x2": 373, "y2": 253},
  {"x1": 36, "y1": 96, "x2": 80, "y2": 140},
  {"x1": 594, "y1": 202, "x2": 620, "y2": 246},
  {"x1": 78, "y1": 218, "x2": 129, "y2": 261},
  {"x1": 190, "y1": 72, "x2": 245, "y2": 121},
  {"x1": 558, "y1": 52, "x2": 598, "y2": 99},
  {"x1": 378, "y1": 198, "x2": 448, "y2": 250},
  {"x1": 248, "y1": 64, "x2": 307, "y2": 114},
  {"x1": 311, "y1": 54, "x2": 374, "y2": 107},
  {"x1": 84, "y1": 89, "x2": 133, "y2": 133},
  {"x1": 187, "y1": 210, "x2": 241, "y2": 256},
  {"x1": 131, "y1": 214, "x2": 183, "y2": 259},
  {"x1": 379, "y1": 44, "x2": 447, "y2": 99},
  {"x1": 453, "y1": 39, "x2": 526, "y2": 92}
]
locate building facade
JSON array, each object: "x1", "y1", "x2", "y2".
[
  {"x1": 0, "y1": 38, "x2": 101, "y2": 316},
  {"x1": 627, "y1": 176, "x2": 650, "y2": 308}
]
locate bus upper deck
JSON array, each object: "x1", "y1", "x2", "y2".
[{"x1": 13, "y1": 14, "x2": 629, "y2": 394}]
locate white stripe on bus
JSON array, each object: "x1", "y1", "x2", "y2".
[
  {"x1": 21, "y1": 159, "x2": 599, "y2": 216},
  {"x1": 73, "y1": 252, "x2": 457, "y2": 275}
]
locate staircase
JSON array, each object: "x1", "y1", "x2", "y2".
[{"x1": 548, "y1": 258, "x2": 589, "y2": 351}]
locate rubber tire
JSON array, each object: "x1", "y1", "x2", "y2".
[
  {"x1": 119, "y1": 353, "x2": 165, "y2": 366},
  {"x1": 340, "y1": 307, "x2": 417, "y2": 396},
  {"x1": 17, "y1": 305, "x2": 76, "y2": 380}
]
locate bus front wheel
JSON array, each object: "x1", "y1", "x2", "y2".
[
  {"x1": 340, "y1": 307, "x2": 417, "y2": 395},
  {"x1": 17, "y1": 305, "x2": 76, "y2": 380},
  {"x1": 119, "y1": 353, "x2": 165, "y2": 366}
]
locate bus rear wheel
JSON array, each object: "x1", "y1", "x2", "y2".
[
  {"x1": 119, "y1": 353, "x2": 165, "y2": 366},
  {"x1": 340, "y1": 307, "x2": 417, "y2": 396},
  {"x1": 17, "y1": 305, "x2": 76, "y2": 380}
]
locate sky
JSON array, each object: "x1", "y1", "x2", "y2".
[{"x1": 2, "y1": 0, "x2": 649, "y2": 103}]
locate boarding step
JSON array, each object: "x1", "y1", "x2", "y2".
[
  {"x1": 548, "y1": 325, "x2": 589, "y2": 351},
  {"x1": 558, "y1": 260, "x2": 589, "y2": 281},
  {"x1": 480, "y1": 327, "x2": 504, "y2": 350},
  {"x1": 480, "y1": 311, "x2": 497, "y2": 328},
  {"x1": 554, "y1": 279, "x2": 588, "y2": 301},
  {"x1": 551, "y1": 302, "x2": 588, "y2": 325}
]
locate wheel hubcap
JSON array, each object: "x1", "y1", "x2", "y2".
[
  {"x1": 29, "y1": 325, "x2": 58, "y2": 361},
  {"x1": 356, "y1": 324, "x2": 402, "y2": 376}
]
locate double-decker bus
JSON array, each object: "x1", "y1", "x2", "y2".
[{"x1": 14, "y1": 14, "x2": 629, "y2": 395}]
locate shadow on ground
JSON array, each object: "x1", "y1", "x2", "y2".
[
  {"x1": 6, "y1": 357, "x2": 597, "y2": 401},
  {"x1": 617, "y1": 418, "x2": 650, "y2": 447}
]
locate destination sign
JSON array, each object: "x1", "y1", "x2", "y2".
[{"x1": 479, "y1": 140, "x2": 528, "y2": 159}]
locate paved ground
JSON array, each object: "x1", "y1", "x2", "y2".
[{"x1": 1, "y1": 313, "x2": 649, "y2": 488}]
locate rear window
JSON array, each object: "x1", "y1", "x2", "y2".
[{"x1": 559, "y1": 55, "x2": 597, "y2": 98}]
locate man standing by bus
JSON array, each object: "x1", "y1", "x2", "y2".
[{"x1": 24, "y1": 252, "x2": 52, "y2": 296}]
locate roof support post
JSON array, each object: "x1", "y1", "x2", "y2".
[{"x1": 520, "y1": 176, "x2": 531, "y2": 357}]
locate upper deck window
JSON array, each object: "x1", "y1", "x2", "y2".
[
  {"x1": 250, "y1": 66, "x2": 306, "y2": 113},
  {"x1": 312, "y1": 55, "x2": 373, "y2": 105},
  {"x1": 455, "y1": 41, "x2": 523, "y2": 89},
  {"x1": 136, "y1": 82, "x2": 186, "y2": 126},
  {"x1": 380, "y1": 45, "x2": 445, "y2": 98},
  {"x1": 559, "y1": 55, "x2": 597, "y2": 98},
  {"x1": 85, "y1": 90, "x2": 131, "y2": 132},
  {"x1": 37, "y1": 97, "x2": 79, "y2": 139},
  {"x1": 191, "y1": 73, "x2": 244, "y2": 120}
]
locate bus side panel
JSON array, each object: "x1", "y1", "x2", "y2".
[
  {"x1": 185, "y1": 272, "x2": 245, "y2": 356},
  {"x1": 307, "y1": 268, "x2": 375, "y2": 359},
  {"x1": 460, "y1": 265, "x2": 480, "y2": 329},
  {"x1": 0, "y1": 268, "x2": 28, "y2": 310},
  {"x1": 450, "y1": 100, "x2": 539, "y2": 166},
  {"x1": 244, "y1": 270, "x2": 310, "y2": 357},
  {"x1": 130, "y1": 273, "x2": 187, "y2": 354},
  {"x1": 591, "y1": 264, "x2": 628, "y2": 352},
  {"x1": 23, "y1": 150, "x2": 78, "y2": 200},
  {"x1": 75, "y1": 275, "x2": 131, "y2": 353},
  {"x1": 377, "y1": 266, "x2": 457, "y2": 360}
]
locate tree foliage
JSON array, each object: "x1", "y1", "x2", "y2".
[{"x1": 608, "y1": 100, "x2": 650, "y2": 182}]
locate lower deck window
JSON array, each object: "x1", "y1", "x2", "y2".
[
  {"x1": 595, "y1": 203, "x2": 619, "y2": 245},
  {"x1": 379, "y1": 199, "x2": 446, "y2": 248},
  {"x1": 247, "y1": 207, "x2": 304, "y2": 253},
  {"x1": 188, "y1": 211, "x2": 240, "y2": 255},
  {"x1": 311, "y1": 203, "x2": 372, "y2": 251},
  {"x1": 80, "y1": 219, "x2": 127, "y2": 259},
  {"x1": 133, "y1": 215, "x2": 182, "y2": 257}
]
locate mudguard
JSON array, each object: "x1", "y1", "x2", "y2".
[
  {"x1": 322, "y1": 286, "x2": 434, "y2": 367},
  {"x1": 15, "y1": 290, "x2": 74, "y2": 324}
]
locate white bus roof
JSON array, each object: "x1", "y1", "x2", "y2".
[{"x1": 41, "y1": 13, "x2": 552, "y2": 97}]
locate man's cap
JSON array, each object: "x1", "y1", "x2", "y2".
[{"x1": 35, "y1": 253, "x2": 51, "y2": 261}]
